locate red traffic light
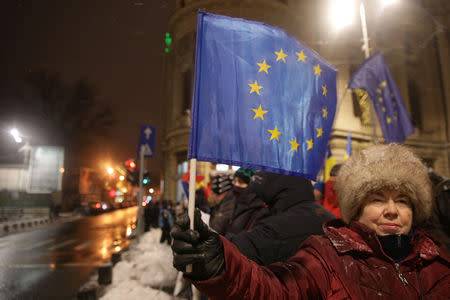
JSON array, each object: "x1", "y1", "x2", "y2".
[
  {"x1": 109, "y1": 190, "x2": 117, "y2": 198},
  {"x1": 125, "y1": 159, "x2": 136, "y2": 171}
]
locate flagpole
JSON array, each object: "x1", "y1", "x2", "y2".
[
  {"x1": 186, "y1": 158, "x2": 197, "y2": 273},
  {"x1": 360, "y1": 2, "x2": 379, "y2": 144}
]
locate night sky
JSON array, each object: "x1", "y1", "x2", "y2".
[{"x1": 0, "y1": 0, "x2": 175, "y2": 180}]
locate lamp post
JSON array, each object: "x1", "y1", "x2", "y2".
[{"x1": 330, "y1": 0, "x2": 398, "y2": 143}]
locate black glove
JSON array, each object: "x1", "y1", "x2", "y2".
[{"x1": 171, "y1": 209, "x2": 225, "y2": 281}]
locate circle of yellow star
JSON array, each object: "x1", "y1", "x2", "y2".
[
  {"x1": 268, "y1": 126, "x2": 282, "y2": 141},
  {"x1": 379, "y1": 97, "x2": 383, "y2": 103},
  {"x1": 322, "y1": 108, "x2": 328, "y2": 118},
  {"x1": 316, "y1": 127, "x2": 323, "y2": 138},
  {"x1": 382, "y1": 106, "x2": 386, "y2": 113},
  {"x1": 377, "y1": 88, "x2": 382, "y2": 94},
  {"x1": 386, "y1": 116, "x2": 392, "y2": 124},
  {"x1": 380, "y1": 81, "x2": 387, "y2": 87},
  {"x1": 248, "y1": 80, "x2": 263, "y2": 95},
  {"x1": 289, "y1": 138, "x2": 299, "y2": 152},
  {"x1": 275, "y1": 49, "x2": 287, "y2": 63},
  {"x1": 306, "y1": 139, "x2": 314, "y2": 150},
  {"x1": 296, "y1": 50, "x2": 307, "y2": 63},
  {"x1": 252, "y1": 104, "x2": 268, "y2": 120},
  {"x1": 322, "y1": 85, "x2": 327, "y2": 96},
  {"x1": 257, "y1": 59, "x2": 271, "y2": 74},
  {"x1": 313, "y1": 64, "x2": 322, "y2": 76}
]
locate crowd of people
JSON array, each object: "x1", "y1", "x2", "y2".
[{"x1": 168, "y1": 144, "x2": 449, "y2": 299}]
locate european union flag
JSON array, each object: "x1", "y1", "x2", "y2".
[
  {"x1": 188, "y1": 12, "x2": 337, "y2": 180},
  {"x1": 348, "y1": 52, "x2": 414, "y2": 143}
]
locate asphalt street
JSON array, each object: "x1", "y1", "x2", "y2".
[{"x1": 0, "y1": 206, "x2": 138, "y2": 299}]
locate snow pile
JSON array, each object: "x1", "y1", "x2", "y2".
[
  {"x1": 101, "y1": 229, "x2": 180, "y2": 300},
  {"x1": 100, "y1": 279, "x2": 175, "y2": 300}
]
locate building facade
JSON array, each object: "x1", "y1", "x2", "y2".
[{"x1": 162, "y1": 0, "x2": 450, "y2": 202}]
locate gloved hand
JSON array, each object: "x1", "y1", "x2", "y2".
[{"x1": 171, "y1": 209, "x2": 225, "y2": 281}]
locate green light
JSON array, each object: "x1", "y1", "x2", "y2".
[
  {"x1": 164, "y1": 48, "x2": 169, "y2": 53},
  {"x1": 143, "y1": 178, "x2": 150, "y2": 184},
  {"x1": 165, "y1": 32, "x2": 172, "y2": 47}
]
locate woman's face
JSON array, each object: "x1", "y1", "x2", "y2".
[{"x1": 358, "y1": 190, "x2": 413, "y2": 236}]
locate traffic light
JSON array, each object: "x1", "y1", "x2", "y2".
[
  {"x1": 125, "y1": 159, "x2": 136, "y2": 171},
  {"x1": 164, "y1": 32, "x2": 172, "y2": 53},
  {"x1": 127, "y1": 169, "x2": 139, "y2": 186},
  {"x1": 142, "y1": 171, "x2": 150, "y2": 185}
]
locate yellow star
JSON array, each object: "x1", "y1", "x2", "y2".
[
  {"x1": 322, "y1": 85, "x2": 327, "y2": 96},
  {"x1": 381, "y1": 106, "x2": 386, "y2": 113},
  {"x1": 289, "y1": 138, "x2": 300, "y2": 152},
  {"x1": 257, "y1": 59, "x2": 271, "y2": 74},
  {"x1": 378, "y1": 97, "x2": 383, "y2": 103},
  {"x1": 248, "y1": 80, "x2": 263, "y2": 95},
  {"x1": 275, "y1": 48, "x2": 287, "y2": 63},
  {"x1": 268, "y1": 126, "x2": 282, "y2": 141},
  {"x1": 322, "y1": 108, "x2": 328, "y2": 118},
  {"x1": 380, "y1": 81, "x2": 387, "y2": 87},
  {"x1": 252, "y1": 104, "x2": 268, "y2": 120},
  {"x1": 306, "y1": 139, "x2": 313, "y2": 150},
  {"x1": 296, "y1": 50, "x2": 307, "y2": 63},
  {"x1": 386, "y1": 116, "x2": 392, "y2": 124},
  {"x1": 313, "y1": 64, "x2": 322, "y2": 76},
  {"x1": 377, "y1": 88, "x2": 382, "y2": 94},
  {"x1": 316, "y1": 127, "x2": 323, "y2": 137}
]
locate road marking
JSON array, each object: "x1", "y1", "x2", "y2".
[
  {"x1": 48, "y1": 239, "x2": 77, "y2": 250},
  {"x1": 74, "y1": 240, "x2": 94, "y2": 251},
  {"x1": 23, "y1": 238, "x2": 55, "y2": 250},
  {"x1": 0, "y1": 262, "x2": 96, "y2": 268}
]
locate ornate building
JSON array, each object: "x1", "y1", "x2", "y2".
[{"x1": 162, "y1": 0, "x2": 450, "y2": 202}]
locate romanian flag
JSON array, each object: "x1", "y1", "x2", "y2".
[{"x1": 324, "y1": 145, "x2": 336, "y2": 182}]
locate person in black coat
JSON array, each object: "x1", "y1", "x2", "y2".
[
  {"x1": 225, "y1": 168, "x2": 269, "y2": 235},
  {"x1": 228, "y1": 171, "x2": 335, "y2": 265}
]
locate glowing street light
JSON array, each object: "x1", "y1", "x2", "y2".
[
  {"x1": 119, "y1": 175, "x2": 125, "y2": 181},
  {"x1": 329, "y1": 0, "x2": 356, "y2": 31},
  {"x1": 9, "y1": 128, "x2": 23, "y2": 143},
  {"x1": 107, "y1": 167, "x2": 114, "y2": 175},
  {"x1": 149, "y1": 188, "x2": 154, "y2": 194}
]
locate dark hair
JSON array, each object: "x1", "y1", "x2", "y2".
[{"x1": 330, "y1": 164, "x2": 342, "y2": 177}]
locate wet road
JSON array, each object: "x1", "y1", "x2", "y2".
[{"x1": 0, "y1": 206, "x2": 138, "y2": 299}]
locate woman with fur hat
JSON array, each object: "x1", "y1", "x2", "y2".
[{"x1": 171, "y1": 144, "x2": 449, "y2": 299}]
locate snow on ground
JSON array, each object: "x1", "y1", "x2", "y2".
[{"x1": 100, "y1": 228, "x2": 181, "y2": 300}]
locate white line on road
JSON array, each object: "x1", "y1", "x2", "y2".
[
  {"x1": 74, "y1": 240, "x2": 94, "y2": 251},
  {"x1": 0, "y1": 262, "x2": 96, "y2": 268},
  {"x1": 23, "y1": 238, "x2": 55, "y2": 250},
  {"x1": 48, "y1": 239, "x2": 77, "y2": 251}
]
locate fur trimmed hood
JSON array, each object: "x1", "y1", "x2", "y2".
[{"x1": 337, "y1": 144, "x2": 432, "y2": 225}]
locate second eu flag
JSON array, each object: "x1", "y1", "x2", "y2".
[
  {"x1": 348, "y1": 52, "x2": 414, "y2": 143},
  {"x1": 188, "y1": 12, "x2": 337, "y2": 180}
]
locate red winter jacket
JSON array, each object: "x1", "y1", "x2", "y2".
[{"x1": 194, "y1": 219, "x2": 450, "y2": 299}]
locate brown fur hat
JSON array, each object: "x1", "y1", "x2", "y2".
[{"x1": 337, "y1": 144, "x2": 432, "y2": 225}]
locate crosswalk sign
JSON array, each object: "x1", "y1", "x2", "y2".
[{"x1": 138, "y1": 125, "x2": 155, "y2": 158}]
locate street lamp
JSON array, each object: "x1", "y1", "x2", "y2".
[
  {"x1": 330, "y1": 0, "x2": 398, "y2": 143},
  {"x1": 9, "y1": 128, "x2": 23, "y2": 143}
]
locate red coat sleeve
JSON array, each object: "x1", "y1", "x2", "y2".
[{"x1": 193, "y1": 236, "x2": 332, "y2": 300}]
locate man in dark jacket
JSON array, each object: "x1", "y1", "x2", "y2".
[
  {"x1": 228, "y1": 171, "x2": 335, "y2": 265},
  {"x1": 225, "y1": 168, "x2": 269, "y2": 236}
]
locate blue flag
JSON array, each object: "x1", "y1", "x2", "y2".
[
  {"x1": 188, "y1": 12, "x2": 337, "y2": 180},
  {"x1": 348, "y1": 52, "x2": 414, "y2": 143},
  {"x1": 345, "y1": 131, "x2": 352, "y2": 160}
]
